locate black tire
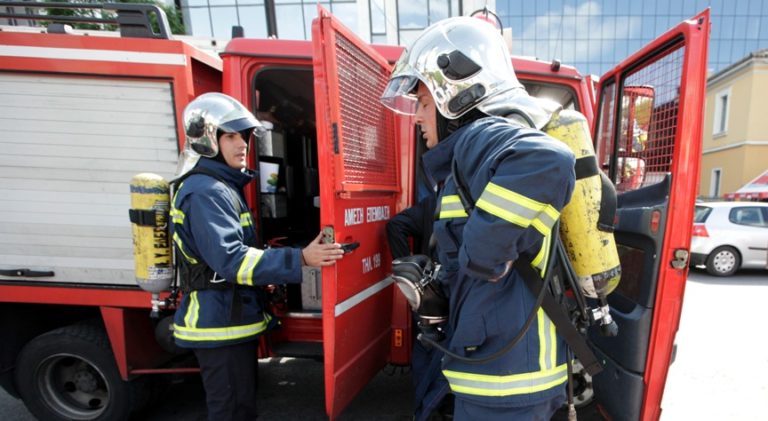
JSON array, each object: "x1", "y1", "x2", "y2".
[
  {"x1": 14, "y1": 322, "x2": 139, "y2": 421},
  {"x1": 705, "y1": 246, "x2": 741, "y2": 277}
]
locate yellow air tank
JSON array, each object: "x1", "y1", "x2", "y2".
[
  {"x1": 544, "y1": 110, "x2": 621, "y2": 298},
  {"x1": 129, "y1": 173, "x2": 173, "y2": 295}
]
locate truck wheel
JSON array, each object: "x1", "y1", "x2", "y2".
[
  {"x1": 705, "y1": 246, "x2": 740, "y2": 277},
  {"x1": 14, "y1": 322, "x2": 137, "y2": 421}
]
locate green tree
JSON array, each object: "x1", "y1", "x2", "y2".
[
  {"x1": 46, "y1": 0, "x2": 185, "y2": 35},
  {"x1": 47, "y1": 0, "x2": 102, "y2": 30}
]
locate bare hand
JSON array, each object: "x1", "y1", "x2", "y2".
[{"x1": 302, "y1": 232, "x2": 344, "y2": 267}]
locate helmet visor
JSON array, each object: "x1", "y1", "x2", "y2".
[
  {"x1": 220, "y1": 115, "x2": 262, "y2": 133},
  {"x1": 380, "y1": 75, "x2": 419, "y2": 115}
]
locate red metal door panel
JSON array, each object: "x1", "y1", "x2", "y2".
[
  {"x1": 592, "y1": 9, "x2": 710, "y2": 421},
  {"x1": 311, "y1": 6, "x2": 400, "y2": 419}
]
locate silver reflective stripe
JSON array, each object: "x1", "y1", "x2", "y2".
[
  {"x1": 236, "y1": 248, "x2": 264, "y2": 286},
  {"x1": 439, "y1": 195, "x2": 468, "y2": 219},
  {"x1": 444, "y1": 364, "x2": 567, "y2": 396},
  {"x1": 536, "y1": 211, "x2": 557, "y2": 231},
  {"x1": 334, "y1": 277, "x2": 393, "y2": 317},
  {"x1": 184, "y1": 291, "x2": 199, "y2": 328},
  {"x1": 475, "y1": 182, "x2": 560, "y2": 236},
  {"x1": 170, "y1": 208, "x2": 185, "y2": 224},
  {"x1": 478, "y1": 188, "x2": 541, "y2": 222},
  {"x1": 538, "y1": 309, "x2": 555, "y2": 370}
]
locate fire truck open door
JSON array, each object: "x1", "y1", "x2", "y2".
[
  {"x1": 590, "y1": 10, "x2": 709, "y2": 421},
  {"x1": 311, "y1": 6, "x2": 401, "y2": 419}
]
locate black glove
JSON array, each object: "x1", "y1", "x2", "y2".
[
  {"x1": 392, "y1": 255, "x2": 434, "y2": 285},
  {"x1": 391, "y1": 255, "x2": 447, "y2": 322}
]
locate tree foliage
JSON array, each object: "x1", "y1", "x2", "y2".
[{"x1": 46, "y1": 0, "x2": 185, "y2": 35}]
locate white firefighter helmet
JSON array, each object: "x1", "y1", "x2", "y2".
[
  {"x1": 175, "y1": 92, "x2": 265, "y2": 177},
  {"x1": 380, "y1": 16, "x2": 524, "y2": 120}
]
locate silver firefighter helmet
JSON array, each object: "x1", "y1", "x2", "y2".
[
  {"x1": 175, "y1": 92, "x2": 265, "y2": 177},
  {"x1": 380, "y1": 16, "x2": 524, "y2": 120}
]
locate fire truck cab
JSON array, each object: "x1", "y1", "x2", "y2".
[{"x1": 0, "y1": 3, "x2": 709, "y2": 420}]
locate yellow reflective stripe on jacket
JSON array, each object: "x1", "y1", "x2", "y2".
[
  {"x1": 173, "y1": 232, "x2": 198, "y2": 264},
  {"x1": 476, "y1": 182, "x2": 559, "y2": 236},
  {"x1": 240, "y1": 212, "x2": 252, "y2": 227},
  {"x1": 170, "y1": 183, "x2": 185, "y2": 224},
  {"x1": 173, "y1": 313, "x2": 272, "y2": 342},
  {"x1": 184, "y1": 291, "x2": 200, "y2": 328},
  {"x1": 537, "y1": 308, "x2": 557, "y2": 371},
  {"x1": 439, "y1": 195, "x2": 468, "y2": 219},
  {"x1": 236, "y1": 247, "x2": 264, "y2": 286},
  {"x1": 170, "y1": 208, "x2": 185, "y2": 224},
  {"x1": 443, "y1": 363, "x2": 567, "y2": 397},
  {"x1": 531, "y1": 232, "x2": 553, "y2": 277}
]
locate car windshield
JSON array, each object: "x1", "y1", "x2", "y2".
[{"x1": 694, "y1": 205, "x2": 712, "y2": 223}]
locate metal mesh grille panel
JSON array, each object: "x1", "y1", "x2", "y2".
[
  {"x1": 615, "y1": 45, "x2": 684, "y2": 193},
  {"x1": 334, "y1": 34, "x2": 397, "y2": 189},
  {"x1": 595, "y1": 81, "x2": 617, "y2": 171}
]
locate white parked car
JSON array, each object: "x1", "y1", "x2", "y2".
[{"x1": 690, "y1": 201, "x2": 768, "y2": 276}]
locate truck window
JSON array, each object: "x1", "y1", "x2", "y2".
[{"x1": 521, "y1": 81, "x2": 578, "y2": 110}]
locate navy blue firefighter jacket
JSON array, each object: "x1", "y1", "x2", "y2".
[
  {"x1": 171, "y1": 158, "x2": 303, "y2": 349},
  {"x1": 422, "y1": 116, "x2": 576, "y2": 407}
]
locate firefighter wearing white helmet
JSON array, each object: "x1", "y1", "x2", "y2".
[
  {"x1": 382, "y1": 17, "x2": 576, "y2": 420},
  {"x1": 171, "y1": 93, "x2": 344, "y2": 420}
]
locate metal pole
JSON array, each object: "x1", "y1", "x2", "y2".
[{"x1": 264, "y1": 0, "x2": 277, "y2": 38}]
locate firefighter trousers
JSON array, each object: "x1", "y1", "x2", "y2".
[
  {"x1": 453, "y1": 392, "x2": 564, "y2": 421},
  {"x1": 194, "y1": 340, "x2": 259, "y2": 421}
]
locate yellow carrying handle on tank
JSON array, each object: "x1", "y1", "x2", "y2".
[{"x1": 544, "y1": 110, "x2": 621, "y2": 298}]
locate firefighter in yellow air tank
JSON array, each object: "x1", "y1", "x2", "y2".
[{"x1": 382, "y1": 15, "x2": 621, "y2": 420}]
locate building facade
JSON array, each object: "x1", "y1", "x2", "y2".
[
  {"x1": 699, "y1": 49, "x2": 768, "y2": 199},
  {"x1": 177, "y1": 0, "x2": 768, "y2": 76},
  {"x1": 179, "y1": 0, "x2": 480, "y2": 47}
]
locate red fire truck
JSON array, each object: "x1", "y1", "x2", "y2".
[{"x1": 0, "y1": 3, "x2": 709, "y2": 420}]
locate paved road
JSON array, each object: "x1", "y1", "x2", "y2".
[
  {"x1": 660, "y1": 268, "x2": 768, "y2": 421},
  {"x1": 2, "y1": 268, "x2": 766, "y2": 420},
  {"x1": 0, "y1": 355, "x2": 413, "y2": 421}
]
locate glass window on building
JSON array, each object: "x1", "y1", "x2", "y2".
[
  {"x1": 276, "y1": 3, "x2": 306, "y2": 39},
  {"x1": 186, "y1": 6, "x2": 214, "y2": 37},
  {"x1": 210, "y1": 6, "x2": 239, "y2": 38},
  {"x1": 176, "y1": 0, "x2": 768, "y2": 79},
  {"x1": 396, "y1": 0, "x2": 456, "y2": 44},
  {"x1": 330, "y1": 1, "x2": 358, "y2": 33},
  {"x1": 369, "y1": 0, "x2": 387, "y2": 35},
  {"x1": 713, "y1": 88, "x2": 730, "y2": 136},
  {"x1": 239, "y1": 5, "x2": 268, "y2": 38},
  {"x1": 710, "y1": 168, "x2": 722, "y2": 197},
  {"x1": 398, "y1": 0, "x2": 429, "y2": 29},
  {"x1": 495, "y1": 0, "x2": 768, "y2": 77}
]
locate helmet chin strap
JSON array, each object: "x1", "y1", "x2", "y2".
[{"x1": 436, "y1": 107, "x2": 489, "y2": 142}]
